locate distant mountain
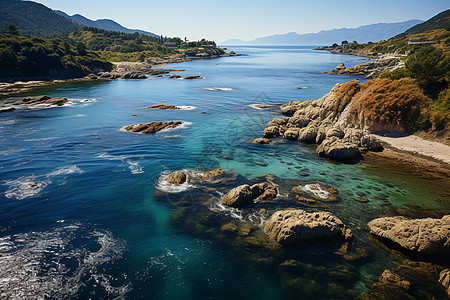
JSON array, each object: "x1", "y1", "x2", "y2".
[
  {"x1": 55, "y1": 10, "x2": 158, "y2": 37},
  {"x1": 222, "y1": 20, "x2": 423, "y2": 45},
  {"x1": 395, "y1": 9, "x2": 450, "y2": 37},
  {"x1": 0, "y1": 0, "x2": 79, "y2": 36}
]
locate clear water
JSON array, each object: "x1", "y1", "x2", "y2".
[{"x1": 0, "y1": 46, "x2": 449, "y2": 299}]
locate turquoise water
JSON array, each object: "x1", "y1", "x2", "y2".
[{"x1": 0, "y1": 46, "x2": 449, "y2": 299}]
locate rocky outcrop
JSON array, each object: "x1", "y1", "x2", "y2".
[
  {"x1": 121, "y1": 72, "x2": 147, "y2": 79},
  {"x1": 12, "y1": 95, "x2": 68, "y2": 106},
  {"x1": 166, "y1": 171, "x2": 189, "y2": 185},
  {"x1": 439, "y1": 269, "x2": 450, "y2": 297},
  {"x1": 259, "y1": 78, "x2": 432, "y2": 161},
  {"x1": 222, "y1": 182, "x2": 278, "y2": 208},
  {"x1": 123, "y1": 121, "x2": 182, "y2": 133},
  {"x1": 147, "y1": 104, "x2": 179, "y2": 110},
  {"x1": 329, "y1": 57, "x2": 401, "y2": 79},
  {"x1": 263, "y1": 209, "x2": 352, "y2": 246},
  {"x1": 368, "y1": 215, "x2": 450, "y2": 256},
  {"x1": 169, "y1": 75, "x2": 181, "y2": 79}
]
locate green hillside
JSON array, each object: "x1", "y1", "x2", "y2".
[
  {"x1": 0, "y1": 30, "x2": 112, "y2": 80},
  {"x1": 0, "y1": 0, "x2": 80, "y2": 36},
  {"x1": 396, "y1": 9, "x2": 450, "y2": 38}
]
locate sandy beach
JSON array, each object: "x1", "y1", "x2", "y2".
[{"x1": 375, "y1": 134, "x2": 450, "y2": 165}]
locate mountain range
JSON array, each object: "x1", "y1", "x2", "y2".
[
  {"x1": 222, "y1": 20, "x2": 423, "y2": 45},
  {"x1": 55, "y1": 10, "x2": 158, "y2": 37}
]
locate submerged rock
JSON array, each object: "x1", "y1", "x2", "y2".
[
  {"x1": 203, "y1": 168, "x2": 225, "y2": 180},
  {"x1": 123, "y1": 121, "x2": 182, "y2": 133},
  {"x1": 166, "y1": 171, "x2": 189, "y2": 185},
  {"x1": 252, "y1": 138, "x2": 271, "y2": 144},
  {"x1": 368, "y1": 215, "x2": 450, "y2": 256},
  {"x1": 263, "y1": 209, "x2": 352, "y2": 246}
]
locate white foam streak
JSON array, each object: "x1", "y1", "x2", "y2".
[
  {"x1": 96, "y1": 153, "x2": 144, "y2": 175},
  {"x1": 3, "y1": 165, "x2": 83, "y2": 200},
  {"x1": 202, "y1": 87, "x2": 234, "y2": 91},
  {"x1": 176, "y1": 106, "x2": 196, "y2": 110},
  {"x1": 156, "y1": 169, "x2": 204, "y2": 193},
  {"x1": 300, "y1": 183, "x2": 330, "y2": 199}
]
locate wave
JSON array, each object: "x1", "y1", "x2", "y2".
[
  {"x1": 209, "y1": 193, "x2": 244, "y2": 220},
  {"x1": 96, "y1": 153, "x2": 143, "y2": 174},
  {"x1": 156, "y1": 169, "x2": 204, "y2": 193},
  {"x1": 24, "y1": 136, "x2": 60, "y2": 142},
  {"x1": 0, "y1": 224, "x2": 129, "y2": 299},
  {"x1": 176, "y1": 106, "x2": 196, "y2": 110},
  {"x1": 3, "y1": 165, "x2": 83, "y2": 200},
  {"x1": 55, "y1": 114, "x2": 86, "y2": 120},
  {"x1": 158, "y1": 121, "x2": 192, "y2": 133},
  {"x1": 202, "y1": 87, "x2": 234, "y2": 91}
]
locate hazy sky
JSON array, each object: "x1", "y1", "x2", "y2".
[{"x1": 34, "y1": 0, "x2": 449, "y2": 42}]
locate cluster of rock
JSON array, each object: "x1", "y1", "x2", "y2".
[
  {"x1": 368, "y1": 215, "x2": 450, "y2": 256},
  {"x1": 329, "y1": 57, "x2": 401, "y2": 79},
  {"x1": 12, "y1": 95, "x2": 68, "y2": 106},
  {"x1": 259, "y1": 82, "x2": 384, "y2": 160},
  {"x1": 263, "y1": 209, "x2": 353, "y2": 246},
  {"x1": 221, "y1": 182, "x2": 278, "y2": 208},
  {"x1": 124, "y1": 121, "x2": 182, "y2": 134},
  {"x1": 165, "y1": 168, "x2": 226, "y2": 185}
]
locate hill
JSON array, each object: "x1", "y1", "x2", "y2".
[
  {"x1": 222, "y1": 20, "x2": 422, "y2": 45},
  {"x1": 396, "y1": 9, "x2": 450, "y2": 37},
  {"x1": 0, "y1": 31, "x2": 112, "y2": 80},
  {"x1": 0, "y1": 0, "x2": 79, "y2": 36},
  {"x1": 55, "y1": 10, "x2": 158, "y2": 37}
]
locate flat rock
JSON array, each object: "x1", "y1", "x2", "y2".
[
  {"x1": 203, "y1": 168, "x2": 225, "y2": 180},
  {"x1": 263, "y1": 209, "x2": 352, "y2": 246},
  {"x1": 147, "y1": 104, "x2": 179, "y2": 110},
  {"x1": 13, "y1": 95, "x2": 68, "y2": 106},
  {"x1": 124, "y1": 121, "x2": 182, "y2": 133},
  {"x1": 368, "y1": 215, "x2": 450, "y2": 256},
  {"x1": 253, "y1": 138, "x2": 271, "y2": 144},
  {"x1": 183, "y1": 76, "x2": 203, "y2": 79}
]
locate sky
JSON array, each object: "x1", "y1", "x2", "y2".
[{"x1": 34, "y1": 0, "x2": 449, "y2": 43}]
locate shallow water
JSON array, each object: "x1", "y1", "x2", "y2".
[{"x1": 0, "y1": 46, "x2": 449, "y2": 299}]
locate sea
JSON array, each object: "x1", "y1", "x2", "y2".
[{"x1": 0, "y1": 45, "x2": 449, "y2": 299}]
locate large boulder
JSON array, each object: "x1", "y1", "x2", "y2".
[
  {"x1": 316, "y1": 138, "x2": 360, "y2": 160},
  {"x1": 166, "y1": 171, "x2": 188, "y2": 185},
  {"x1": 222, "y1": 184, "x2": 254, "y2": 208},
  {"x1": 361, "y1": 134, "x2": 384, "y2": 151},
  {"x1": 368, "y1": 215, "x2": 450, "y2": 256},
  {"x1": 263, "y1": 209, "x2": 352, "y2": 246},
  {"x1": 284, "y1": 128, "x2": 300, "y2": 140},
  {"x1": 263, "y1": 126, "x2": 280, "y2": 138},
  {"x1": 250, "y1": 182, "x2": 277, "y2": 200},
  {"x1": 287, "y1": 115, "x2": 310, "y2": 128},
  {"x1": 298, "y1": 127, "x2": 318, "y2": 143},
  {"x1": 123, "y1": 121, "x2": 182, "y2": 133}
]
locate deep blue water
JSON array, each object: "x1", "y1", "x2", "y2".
[{"x1": 0, "y1": 46, "x2": 449, "y2": 299}]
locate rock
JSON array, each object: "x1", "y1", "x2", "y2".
[
  {"x1": 13, "y1": 95, "x2": 68, "y2": 107},
  {"x1": 298, "y1": 127, "x2": 318, "y2": 143},
  {"x1": 124, "y1": 121, "x2": 182, "y2": 133},
  {"x1": 439, "y1": 269, "x2": 450, "y2": 297},
  {"x1": 368, "y1": 215, "x2": 450, "y2": 256},
  {"x1": 287, "y1": 116, "x2": 310, "y2": 128},
  {"x1": 147, "y1": 104, "x2": 180, "y2": 110},
  {"x1": 203, "y1": 168, "x2": 225, "y2": 180},
  {"x1": 316, "y1": 138, "x2": 360, "y2": 160},
  {"x1": 284, "y1": 128, "x2": 300, "y2": 140},
  {"x1": 253, "y1": 138, "x2": 271, "y2": 144},
  {"x1": 99, "y1": 72, "x2": 112, "y2": 78},
  {"x1": 121, "y1": 72, "x2": 147, "y2": 79},
  {"x1": 280, "y1": 106, "x2": 299, "y2": 116},
  {"x1": 183, "y1": 76, "x2": 203, "y2": 79},
  {"x1": 263, "y1": 209, "x2": 352, "y2": 246},
  {"x1": 222, "y1": 184, "x2": 254, "y2": 208},
  {"x1": 326, "y1": 127, "x2": 345, "y2": 139},
  {"x1": 84, "y1": 73, "x2": 98, "y2": 80},
  {"x1": 379, "y1": 270, "x2": 411, "y2": 290},
  {"x1": 361, "y1": 135, "x2": 384, "y2": 151},
  {"x1": 169, "y1": 75, "x2": 181, "y2": 79},
  {"x1": 0, "y1": 107, "x2": 15, "y2": 113},
  {"x1": 166, "y1": 171, "x2": 188, "y2": 185},
  {"x1": 263, "y1": 126, "x2": 280, "y2": 138},
  {"x1": 250, "y1": 182, "x2": 277, "y2": 200}
]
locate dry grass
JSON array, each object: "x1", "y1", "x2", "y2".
[{"x1": 340, "y1": 78, "x2": 431, "y2": 132}]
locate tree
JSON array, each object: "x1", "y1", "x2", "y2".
[
  {"x1": 7, "y1": 24, "x2": 19, "y2": 35},
  {"x1": 341, "y1": 40, "x2": 349, "y2": 46},
  {"x1": 332, "y1": 43, "x2": 338, "y2": 48},
  {"x1": 406, "y1": 46, "x2": 450, "y2": 97}
]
